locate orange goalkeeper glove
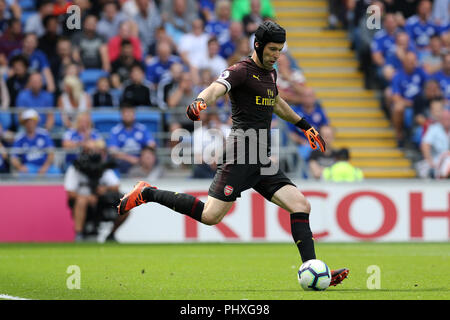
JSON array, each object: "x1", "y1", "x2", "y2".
[
  {"x1": 186, "y1": 98, "x2": 207, "y2": 121},
  {"x1": 295, "y1": 118, "x2": 326, "y2": 152}
]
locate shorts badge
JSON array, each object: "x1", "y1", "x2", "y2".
[{"x1": 224, "y1": 185, "x2": 234, "y2": 196}]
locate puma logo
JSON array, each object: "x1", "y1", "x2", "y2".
[{"x1": 253, "y1": 74, "x2": 260, "y2": 81}]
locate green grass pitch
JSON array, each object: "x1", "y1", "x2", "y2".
[{"x1": 0, "y1": 242, "x2": 449, "y2": 300}]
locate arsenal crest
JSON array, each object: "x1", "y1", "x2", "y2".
[{"x1": 224, "y1": 185, "x2": 234, "y2": 196}]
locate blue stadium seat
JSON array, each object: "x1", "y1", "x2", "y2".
[
  {"x1": 20, "y1": 11, "x2": 35, "y2": 26},
  {"x1": 53, "y1": 111, "x2": 63, "y2": 128},
  {"x1": 0, "y1": 112, "x2": 12, "y2": 130},
  {"x1": 135, "y1": 110, "x2": 162, "y2": 146},
  {"x1": 135, "y1": 110, "x2": 162, "y2": 136},
  {"x1": 80, "y1": 69, "x2": 109, "y2": 92},
  {"x1": 19, "y1": 0, "x2": 36, "y2": 11},
  {"x1": 404, "y1": 107, "x2": 414, "y2": 129},
  {"x1": 91, "y1": 111, "x2": 121, "y2": 133}
]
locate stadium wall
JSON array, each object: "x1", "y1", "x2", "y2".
[{"x1": 0, "y1": 180, "x2": 448, "y2": 242}]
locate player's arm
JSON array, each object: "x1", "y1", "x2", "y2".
[
  {"x1": 274, "y1": 95, "x2": 326, "y2": 152},
  {"x1": 186, "y1": 82, "x2": 227, "y2": 121}
]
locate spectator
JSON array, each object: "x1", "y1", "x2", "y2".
[
  {"x1": 413, "y1": 79, "x2": 444, "y2": 131},
  {"x1": 371, "y1": 13, "x2": 399, "y2": 85},
  {"x1": 382, "y1": 31, "x2": 416, "y2": 84},
  {"x1": 199, "y1": 0, "x2": 216, "y2": 22},
  {"x1": 287, "y1": 87, "x2": 329, "y2": 161},
  {"x1": 53, "y1": 0, "x2": 72, "y2": 16},
  {"x1": 309, "y1": 125, "x2": 340, "y2": 179},
  {"x1": 432, "y1": 0, "x2": 449, "y2": 27},
  {"x1": 420, "y1": 109, "x2": 450, "y2": 178},
  {"x1": 96, "y1": 1, "x2": 128, "y2": 41},
  {"x1": 64, "y1": 139, "x2": 124, "y2": 242},
  {"x1": 134, "y1": 0, "x2": 162, "y2": 57},
  {"x1": 57, "y1": 75, "x2": 92, "y2": 128},
  {"x1": 92, "y1": 76, "x2": 114, "y2": 107},
  {"x1": 205, "y1": 0, "x2": 231, "y2": 45},
  {"x1": 0, "y1": 0, "x2": 13, "y2": 35},
  {"x1": 62, "y1": 111, "x2": 103, "y2": 166},
  {"x1": 0, "y1": 140, "x2": 8, "y2": 174},
  {"x1": 50, "y1": 37, "x2": 79, "y2": 93},
  {"x1": 38, "y1": 15, "x2": 61, "y2": 67},
  {"x1": 276, "y1": 52, "x2": 306, "y2": 106},
  {"x1": 390, "y1": 51, "x2": 428, "y2": 144},
  {"x1": 242, "y1": 0, "x2": 265, "y2": 36},
  {"x1": 355, "y1": 0, "x2": 385, "y2": 88},
  {"x1": 145, "y1": 25, "x2": 179, "y2": 59},
  {"x1": 162, "y1": 0, "x2": 198, "y2": 43},
  {"x1": 10, "y1": 108, "x2": 60, "y2": 176},
  {"x1": 61, "y1": 0, "x2": 91, "y2": 36},
  {"x1": 166, "y1": 71, "x2": 197, "y2": 132},
  {"x1": 10, "y1": 32, "x2": 56, "y2": 93},
  {"x1": 156, "y1": 62, "x2": 184, "y2": 109},
  {"x1": 6, "y1": 54, "x2": 28, "y2": 109},
  {"x1": 128, "y1": 145, "x2": 163, "y2": 180},
  {"x1": 382, "y1": 0, "x2": 419, "y2": 21},
  {"x1": 420, "y1": 98, "x2": 446, "y2": 138},
  {"x1": 110, "y1": 39, "x2": 144, "y2": 89},
  {"x1": 0, "y1": 72, "x2": 8, "y2": 109},
  {"x1": 322, "y1": 148, "x2": 364, "y2": 182},
  {"x1": 193, "y1": 67, "x2": 228, "y2": 113},
  {"x1": 145, "y1": 40, "x2": 182, "y2": 87},
  {"x1": 0, "y1": 18, "x2": 23, "y2": 60},
  {"x1": 219, "y1": 21, "x2": 244, "y2": 60},
  {"x1": 107, "y1": 20, "x2": 142, "y2": 63},
  {"x1": 24, "y1": 0, "x2": 54, "y2": 38},
  {"x1": 327, "y1": 0, "x2": 354, "y2": 30},
  {"x1": 121, "y1": 63, "x2": 153, "y2": 106},
  {"x1": 192, "y1": 36, "x2": 227, "y2": 78},
  {"x1": 227, "y1": 35, "x2": 251, "y2": 66},
  {"x1": 178, "y1": 18, "x2": 209, "y2": 69},
  {"x1": 16, "y1": 72, "x2": 54, "y2": 130},
  {"x1": 432, "y1": 53, "x2": 450, "y2": 103},
  {"x1": 231, "y1": 0, "x2": 275, "y2": 23},
  {"x1": 422, "y1": 35, "x2": 444, "y2": 74},
  {"x1": 192, "y1": 108, "x2": 230, "y2": 178},
  {"x1": 405, "y1": 0, "x2": 439, "y2": 53},
  {"x1": 71, "y1": 15, "x2": 110, "y2": 71},
  {"x1": 108, "y1": 103, "x2": 157, "y2": 174}
]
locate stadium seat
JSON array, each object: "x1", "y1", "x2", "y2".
[
  {"x1": 19, "y1": 0, "x2": 36, "y2": 11},
  {"x1": 404, "y1": 107, "x2": 414, "y2": 129},
  {"x1": 0, "y1": 112, "x2": 12, "y2": 130},
  {"x1": 20, "y1": 11, "x2": 35, "y2": 26},
  {"x1": 53, "y1": 111, "x2": 63, "y2": 128},
  {"x1": 91, "y1": 111, "x2": 121, "y2": 133},
  {"x1": 135, "y1": 109, "x2": 162, "y2": 136},
  {"x1": 80, "y1": 69, "x2": 109, "y2": 92}
]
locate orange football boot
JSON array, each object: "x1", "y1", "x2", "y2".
[
  {"x1": 329, "y1": 268, "x2": 350, "y2": 287},
  {"x1": 117, "y1": 181, "x2": 155, "y2": 215}
]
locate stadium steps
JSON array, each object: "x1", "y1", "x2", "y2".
[{"x1": 273, "y1": 0, "x2": 416, "y2": 178}]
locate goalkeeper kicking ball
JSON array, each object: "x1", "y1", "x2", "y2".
[{"x1": 297, "y1": 259, "x2": 331, "y2": 291}]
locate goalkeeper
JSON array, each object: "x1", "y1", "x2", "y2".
[{"x1": 118, "y1": 21, "x2": 348, "y2": 287}]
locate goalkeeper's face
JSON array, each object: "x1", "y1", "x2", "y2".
[{"x1": 262, "y1": 42, "x2": 284, "y2": 69}]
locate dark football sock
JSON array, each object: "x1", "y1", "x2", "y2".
[
  {"x1": 141, "y1": 187, "x2": 204, "y2": 222},
  {"x1": 290, "y1": 212, "x2": 316, "y2": 263}
]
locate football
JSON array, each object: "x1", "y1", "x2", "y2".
[{"x1": 297, "y1": 259, "x2": 331, "y2": 291}]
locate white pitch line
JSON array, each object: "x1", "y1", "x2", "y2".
[{"x1": 0, "y1": 294, "x2": 31, "y2": 300}]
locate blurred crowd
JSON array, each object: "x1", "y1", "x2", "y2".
[
  {"x1": 0, "y1": 0, "x2": 279, "y2": 179},
  {"x1": 0, "y1": 0, "x2": 447, "y2": 184},
  {"x1": 0, "y1": 0, "x2": 340, "y2": 183},
  {"x1": 328, "y1": 0, "x2": 450, "y2": 179}
]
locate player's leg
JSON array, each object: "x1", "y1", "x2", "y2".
[
  {"x1": 118, "y1": 181, "x2": 234, "y2": 225},
  {"x1": 270, "y1": 184, "x2": 349, "y2": 286},
  {"x1": 270, "y1": 184, "x2": 315, "y2": 262}
]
